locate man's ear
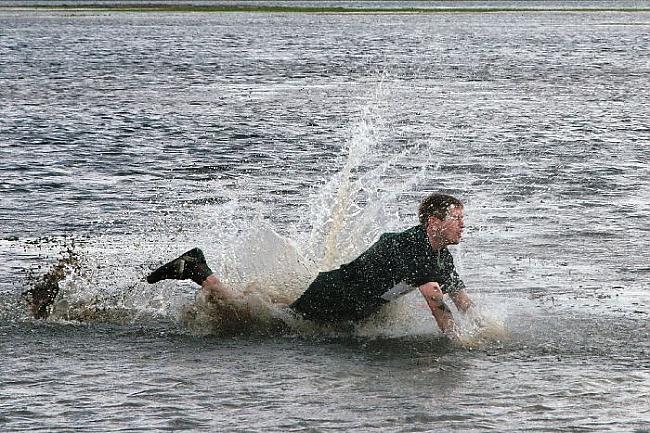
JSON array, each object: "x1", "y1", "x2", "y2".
[{"x1": 427, "y1": 215, "x2": 441, "y2": 228}]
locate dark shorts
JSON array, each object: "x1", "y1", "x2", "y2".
[{"x1": 290, "y1": 270, "x2": 385, "y2": 323}]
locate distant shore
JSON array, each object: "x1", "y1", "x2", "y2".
[{"x1": 3, "y1": 4, "x2": 649, "y2": 13}]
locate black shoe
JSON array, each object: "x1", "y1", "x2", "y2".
[{"x1": 146, "y1": 248, "x2": 212, "y2": 285}]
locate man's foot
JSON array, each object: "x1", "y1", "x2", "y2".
[{"x1": 147, "y1": 248, "x2": 213, "y2": 286}]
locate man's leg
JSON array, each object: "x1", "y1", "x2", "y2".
[
  {"x1": 147, "y1": 248, "x2": 241, "y2": 302},
  {"x1": 200, "y1": 274, "x2": 241, "y2": 303}
]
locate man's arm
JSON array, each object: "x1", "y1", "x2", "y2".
[
  {"x1": 450, "y1": 288, "x2": 489, "y2": 329},
  {"x1": 449, "y1": 288, "x2": 473, "y2": 313},
  {"x1": 418, "y1": 282, "x2": 459, "y2": 339}
]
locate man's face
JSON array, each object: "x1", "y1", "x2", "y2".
[{"x1": 430, "y1": 206, "x2": 465, "y2": 246}]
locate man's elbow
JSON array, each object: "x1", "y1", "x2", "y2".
[{"x1": 418, "y1": 282, "x2": 444, "y2": 304}]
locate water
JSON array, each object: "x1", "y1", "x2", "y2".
[
  {"x1": 1, "y1": 0, "x2": 649, "y2": 9},
  {"x1": 1, "y1": 6, "x2": 649, "y2": 432}
]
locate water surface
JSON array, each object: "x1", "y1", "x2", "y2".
[{"x1": 1, "y1": 9, "x2": 649, "y2": 432}]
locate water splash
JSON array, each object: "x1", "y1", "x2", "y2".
[
  {"x1": 13, "y1": 78, "x2": 513, "y2": 342},
  {"x1": 302, "y1": 80, "x2": 435, "y2": 269}
]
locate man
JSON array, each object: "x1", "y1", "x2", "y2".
[{"x1": 147, "y1": 193, "x2": 473, "y2": 338}]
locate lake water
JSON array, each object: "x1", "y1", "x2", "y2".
[
  {"x1": 1, "y1": 6, "x2": 649, "y2": 432},
  {"x1": 1, "y1": 0, "x2": 649, "y2": 9}
]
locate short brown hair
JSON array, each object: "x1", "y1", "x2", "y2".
[{"x1": 418, "y1": 193, "x2": 463, "y2": 226}]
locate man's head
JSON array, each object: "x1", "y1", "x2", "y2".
[{"x1": 418, "y1": 193, "x2": 465, "y2": 246}]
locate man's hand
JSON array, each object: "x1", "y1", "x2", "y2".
[{"x1": 450, "y1": 289, "x2": 490, "y2": 328}]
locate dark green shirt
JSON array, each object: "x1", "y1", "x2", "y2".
[
  {"x1": 342, "y1": 224, "x2": 465, "y2": 295},
  {"x1": 291, "y1": 225, "x2": 465, "y2": 323}
]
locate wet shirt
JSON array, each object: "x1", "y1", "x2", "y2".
[{"x1": 291, "y1": 225, "x2": 465, "y2": 323}]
